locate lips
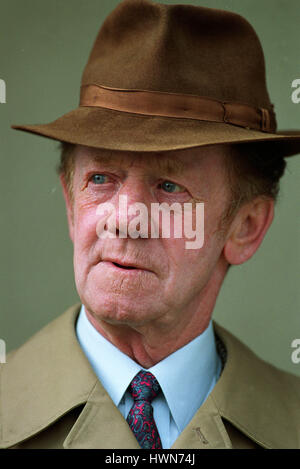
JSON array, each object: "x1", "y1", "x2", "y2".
[{"x1": 102, "y1": 258, "x2": 151, "y2": 271}]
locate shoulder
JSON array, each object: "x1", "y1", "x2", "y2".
[
  {"x1": 212, "y1": 322, "x2": 300, "y2": 448},
  {"x1": 0, "y1": 304, "x2": 98, "y2": 449}
]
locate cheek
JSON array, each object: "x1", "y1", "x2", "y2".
[
  {"x1": 73, "y1": 205, "x2": 99, "y2": 260},
  {"x1": 204, "y1": 186, "x2": 231, "y2": 236},
  {"x1": 164, "y1": 209, "x2": 226, "y2": 285}
]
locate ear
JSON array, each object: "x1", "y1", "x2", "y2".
[
  {"x1": 60, "y1": 174, "x2": 74, "y2": 243},
  {"x1": 223, "y1": 197, "x2": 274, "y2": 265}
]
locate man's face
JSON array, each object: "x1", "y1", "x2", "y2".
[{"x1": 64, "y1": 145, "x2": 232, "y2": 332}]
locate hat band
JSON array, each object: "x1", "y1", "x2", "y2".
[{"x1": 80, "y1": 84, "x2": 277, "y2": 133}]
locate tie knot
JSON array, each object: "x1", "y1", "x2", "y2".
[{"x1": 129, "y1": 371, "x2": 161, "y2": 403}]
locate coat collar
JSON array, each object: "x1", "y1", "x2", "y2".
[{"x1": 1, "y1": 304, "x2": 299, "y2": 448}]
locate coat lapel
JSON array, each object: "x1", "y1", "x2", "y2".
[
  {"x1": 171, "y1": 394, "x2": 232, "y2": 449},
  {"x1": 63, "y1": 380, "x2": 140, "y2": 449}
]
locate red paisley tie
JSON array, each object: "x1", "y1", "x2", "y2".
[{"x1": 126, "y1": 370, "x2": 162, "y2": 449}]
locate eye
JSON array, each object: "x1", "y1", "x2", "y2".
[
  {"x1": 91, "y1": 174, "x2": 108, "y2": 184},
  {"x1": 160, "y1": 180, "x2": 185, "y2": 193}
]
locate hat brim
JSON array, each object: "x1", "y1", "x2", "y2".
[{"x1": 12, "y1": 106, "x2": 300, "y2": 157}]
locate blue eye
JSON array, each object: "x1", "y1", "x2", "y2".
[
  {"x1": 91, "y1": 174, "x2": 107, "y2": 184},
  {"x1": 161, "y1": 181, "x2": 183, "y2": 193}
]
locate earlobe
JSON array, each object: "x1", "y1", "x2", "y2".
[
  {"x1": 59, "y1": 174, "x2": 74, "y2": 243},
  {"x1": 223, "y1": 198, "x2": 274, "y2": 265}
]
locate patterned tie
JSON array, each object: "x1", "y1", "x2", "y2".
[{"x1": 126, "y1": 370, "x2": 162, "y2": 449}]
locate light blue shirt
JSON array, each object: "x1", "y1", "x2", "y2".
[{"x1": 76, "y1": 305, "x2": 221, "y2": 448}]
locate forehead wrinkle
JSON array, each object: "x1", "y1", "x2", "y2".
[
  {"x1": 90, "y1": 151, "x2": 124, "y2": 166},
  {"x1": 88, "y1": 150, "x2": 186, "y2": 175},
  {"x1": 150, "y1": 155, "x2": 186, "y2": 175}
]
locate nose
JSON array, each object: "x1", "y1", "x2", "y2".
[
  {"x1": 118, "y1": 180, "x2": 153, "y2": 238},
  {"x1": 106, "y1": 179, "x2": 153, "y2": 239}
]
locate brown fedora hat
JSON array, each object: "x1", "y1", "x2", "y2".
[{"x1": 12, "y1": 0, "x2": 300, "y2": 156}]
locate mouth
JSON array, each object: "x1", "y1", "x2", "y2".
[
  {"x1": 102, "y1": 258, "x2": 152, "y2": 272},
  {"x1": 112, "y1": 262, "x2": 137, "y2": 270}
]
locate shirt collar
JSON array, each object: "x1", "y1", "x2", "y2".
[{"x1": 76, "y1": 305, "x2": 221, "y2": 433}]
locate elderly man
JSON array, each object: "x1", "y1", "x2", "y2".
[{"x1": 1, "y1": 0, "x2": 300, "y2": 450}]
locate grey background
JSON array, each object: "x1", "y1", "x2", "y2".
[{"x1": 0, "y1": 0, "x2": 299, "y2": 375}]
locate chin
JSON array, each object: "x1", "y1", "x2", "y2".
[{"x1": 83, "y1": 290, "x2": 163, "y2": 327}]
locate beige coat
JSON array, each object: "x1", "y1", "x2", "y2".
[{"x1": 1, "y1": 304, "x2": 300, "y2": 449}]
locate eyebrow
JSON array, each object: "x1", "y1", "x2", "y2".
[{"x1": 89, "y1": 152, "x2": 186, "y2": 175}]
